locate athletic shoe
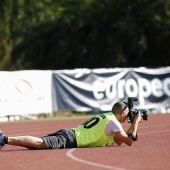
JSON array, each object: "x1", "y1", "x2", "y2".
[{"x1": 0, "y1": 130, "x2": 6, "y2": 149}]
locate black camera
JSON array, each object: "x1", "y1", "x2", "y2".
[{"x1": 124, "y1": 97, "x2": 148, "y2": 123}]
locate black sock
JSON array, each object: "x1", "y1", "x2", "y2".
[{"x1": 4, "y1": 136, "x2": 8, "y2": 144}]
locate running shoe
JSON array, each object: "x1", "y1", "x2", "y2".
[{"x1": 0, "y1": 130, "x2": 6, "y2": 149}]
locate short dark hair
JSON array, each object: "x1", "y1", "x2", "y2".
[{"x1": 112, "y1": 102, "x2": 127, "y2": 115}]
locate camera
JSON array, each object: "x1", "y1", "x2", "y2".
[{"x1": 124, "y1": 97, "x2": 148, "y2": 123}]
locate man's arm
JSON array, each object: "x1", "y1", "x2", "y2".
[{"x1": 113, "y1": 113, "x2": 142, "y2": 146}]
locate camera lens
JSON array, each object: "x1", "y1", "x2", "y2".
[{"x1": 141, "y1": 111, "x2": 148, "y2": 120}]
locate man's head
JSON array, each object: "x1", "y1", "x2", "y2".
[{"x1": 112, "y1": 102, "x2": 129, "y2": 122}]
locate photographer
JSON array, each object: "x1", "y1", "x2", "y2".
[
  {"x1": 0, "y1": 100, "x2": 145, "y2": 150},
  {"x1": 112, "y1": 102, "x2": 143, "y2": 146}
]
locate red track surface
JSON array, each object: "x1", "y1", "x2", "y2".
[{"x1": 0, "y1": 114, "x2": 170, "y2": 170}]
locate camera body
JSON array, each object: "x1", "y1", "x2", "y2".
[{"x1": 125, "y1": 97, "x2": 148, "y2": 123}]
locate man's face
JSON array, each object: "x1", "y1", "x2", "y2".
[{"x1": 120, "y1": 107, "x2": 129, "y2": 123}]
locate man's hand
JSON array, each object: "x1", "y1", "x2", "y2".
[{"x1": 133, "y1": 111, "x2": 143, "y2": 123}]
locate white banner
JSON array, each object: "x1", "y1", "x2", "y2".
[{"x1": 0, "y1": 70, "x2": 52, "y2": 117}]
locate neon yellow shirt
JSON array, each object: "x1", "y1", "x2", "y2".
[{"x1": 73, "y1": 112, "x2": 116, "y2": 147}]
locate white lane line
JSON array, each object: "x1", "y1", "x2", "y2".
[
  {"x1": 138, "y1": 129, "x2": 170, "y2": 135},
  {"x1": 66, "y1": 129, "x2": 170, "y2": 170},
  {"x1": 8, "y1": 128, "x2": 170, "y2": 137},
  {"x1": 10, "y1": 129, "x2": 170, "y2": 137},
  {"x1": 66, "y1": 148, "x2": 129, "y2": 170}
]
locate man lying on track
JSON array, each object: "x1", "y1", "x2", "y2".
[{"x1": 0, "y1": 102, "x2": 143, "y2": 150}]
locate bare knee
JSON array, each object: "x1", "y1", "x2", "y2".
[
  {"x1": 35, "y1": 140, "x2": 47, "y2": 149},
  {"x1": 30, "y1": 137, "x2": 47, "y2": 149}
]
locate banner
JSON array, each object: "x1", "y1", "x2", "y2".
[
  {"x1": 0, "y1": 70, "x2": 52, "y2": 117},
  {"x1": 0, "y1": 67, "x2": 169, "y2": 117},
  {"x1": 52, "y1": 67, "x2": 170, "y2": 112}
]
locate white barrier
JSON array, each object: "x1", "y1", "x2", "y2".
[
  {"x1": 0, "y1": 68, "x2": 169, "y2": 122},
  {"x1": 0, "y1": 70, "x2": 52, "y2": 119}
]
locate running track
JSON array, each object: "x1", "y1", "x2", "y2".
[{"x1": 0, "y1": 114, "x2": 170, "y2": 170}]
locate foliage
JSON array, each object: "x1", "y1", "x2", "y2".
[{"x1": 0, "y1": 0, "x2": 170, "y2": 70}]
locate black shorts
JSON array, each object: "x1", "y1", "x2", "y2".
[{"x1": 41, "y1": 129, "x2": 77, "y2": 149}]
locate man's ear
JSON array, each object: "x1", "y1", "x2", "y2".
[{"x1": 121, "y1": 111, "x2": 126, "y2": 116}]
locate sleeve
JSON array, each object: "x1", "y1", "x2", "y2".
[{"x1": 105, "y1": 119, "x2": 123, "y2": 136}]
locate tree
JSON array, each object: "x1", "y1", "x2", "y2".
[{"x1": 0, "y1": 0, "x2": 170, "y2": 70}]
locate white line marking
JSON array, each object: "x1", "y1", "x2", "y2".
[
  {"x1": 66, "y1": 149, "x2": 129, "y2": 170},
  {"x1": 138, "y1": 129, "x2": 170, "y2": 135},
  {"x1": 66, "y1": 129, "x2": 170, "y2": 170}
]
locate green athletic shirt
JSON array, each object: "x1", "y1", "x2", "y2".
[{"x1": 73, "y1": 112, "x2": 116, "y2": 147}]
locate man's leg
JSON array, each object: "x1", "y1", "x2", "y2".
[{"x1": 7, "y1": 136, "x2": 47, "y2": 149}]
